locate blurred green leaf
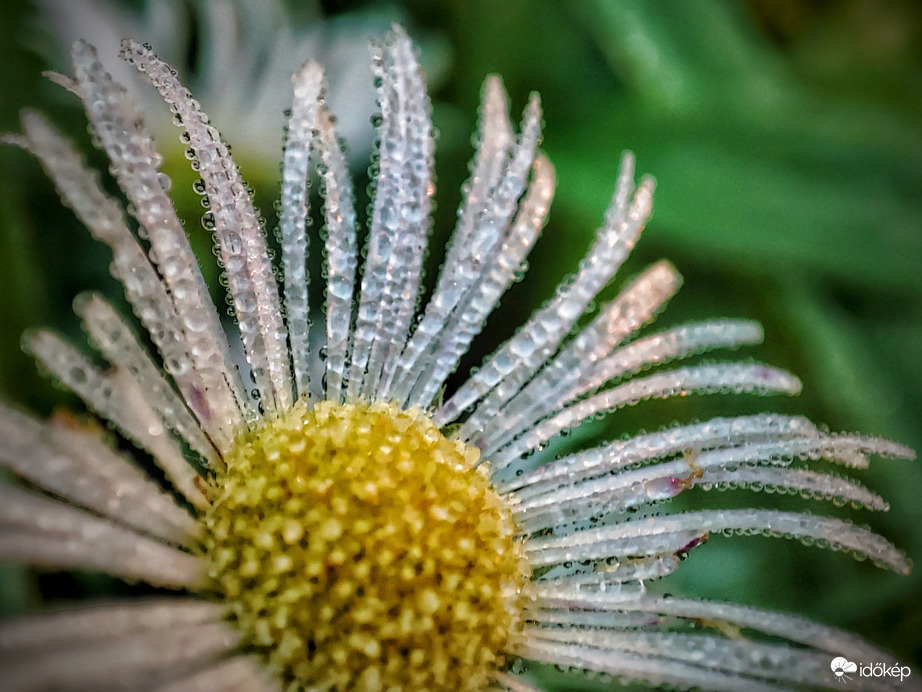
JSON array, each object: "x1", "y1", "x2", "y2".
[
  {"x1": 549, "y1": 89, "x2": 922, "y2": 297},
  {"x1": 576, "y1": 0, "x2": 796, "y2": 113}
]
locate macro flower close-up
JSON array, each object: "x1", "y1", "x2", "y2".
[{"x1": 1, "y1": 4, "x2": 921, "y2": 692}]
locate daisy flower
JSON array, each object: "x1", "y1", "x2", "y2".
[{"x1": 0, "y1": 24, "x2": 916, "y2": 692}]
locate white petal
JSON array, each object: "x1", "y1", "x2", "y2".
[
  {"x1": 409, "y1": 152, "x2": 554, "y2": 411},
  {"x1": 466, "y1": 260, "x2": 682, "y2": 455},
  {"x1": 120, "y1": 38, "x2": 293, "y2": 415},
  {"x1": 75, "y1": 292, "x2": 221, "y2": 469},
  {"x1": 0, "y1": 619, "x2": 239, "y2": 691},
  {"x1": 490, "y1": 671, "x2": 542, "y2": 692},
  {"x1": 318, "y1": 105, "x2": 359, "y2": 405},
  {"x1": 0, "y1": 402, "x2": 197, "y2": 545},
  {"x1": 535, "y1": 554, "x2": 681, "y2": 585},
  {"x1": 695, "y1": 466, "x2": 888, "y2": 511},
  {"x1": 514, "y1": 639, "x2": 789, "y2": 692},
  {"x1": 513, "y1": 434, "x2": 895, "y2": 533},
  {"x1": 525, "y1": 509, "x2": 910, "y2": 574},
  {"x1": 15, "y1": 110, "x2": 241, "y2": 452},
  {"x1": 346, "y1": 26, "x2": 435, "y2": 402},
  {"x1": 579, "y1": 319, "x2": 764, "y2": 398},
  {"x1": 501, "y1": 414, "x2": 818, "y2": 494},
  {"x1": 521, "y1": 626, "x2": 859, "y2": 691},
  {"x1": 23, "y1": 330, "x2": 209, "y2": 509},
  {"x1": 70, "y1": 40, "x2": 253, "y2": 426},
  {"x1": 441, "y1": 76, "x2": 516, "y2": 271},
  {"x1": 436, "y1": 152, "x2": 654, "y2": 427},
  {"x1": 389, "y1": 81, "x2": 541, "y2": 406},
  {"x1": 278, "y1": 60, "x2": 324, "y2": 402},
  {"x1": 0, "y1": 598, "x2": 224, "y2": 651},
  {"x1": 0, "y1": 485, "x2": 205, "y2": 588},
  {"x1": 564, "y1": 595, "x2": 902, "y2": 663},
  {"x1": 492, "y1": 363, "x2": 803, "y2": 468}
]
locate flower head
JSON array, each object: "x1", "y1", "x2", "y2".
[{"x1": 0, "y1": 24, "x2": 916, "y2": 692}]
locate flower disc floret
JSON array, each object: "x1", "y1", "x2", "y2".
[{"x1": 204, "y1": 400, "x2": 529, "y2": 690}]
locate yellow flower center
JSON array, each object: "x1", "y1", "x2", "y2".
[{"x1": 203, "y1": 400, "x2": 529, "y2": 691}]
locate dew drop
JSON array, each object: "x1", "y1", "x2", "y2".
[{"x1": 157, "y1": 172, "x2": 172, "y2": 192}]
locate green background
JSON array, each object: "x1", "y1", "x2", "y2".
[{"x1": 1, "y1": 0, "x2": 920, "y2": 688}]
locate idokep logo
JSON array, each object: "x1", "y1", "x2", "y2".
[{"x1": 831, "y1": 656, "x2": 912, "y2": 685}]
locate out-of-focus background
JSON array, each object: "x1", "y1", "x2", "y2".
[{"x1": 1, "y1": 0, "x2": 920, "y2": 687}]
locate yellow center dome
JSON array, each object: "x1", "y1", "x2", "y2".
[{"x1": 204, "y1": 400, "x2": 529, "y2": 690}]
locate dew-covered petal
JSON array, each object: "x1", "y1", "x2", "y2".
[
  {"x1": 521, "y1": 605, "x2": 661, "y2": 631},
  {"x1": 0, "y1": 402, "x2": 198, "y2": 545},
  {"x1": 317, "y1": 105, "x2": 360, "y2": 405},
  {"x1": 409, "y1": 152, "x2": 555, "y2": 410},
  {"x1": 513, "y1": 638, "x2": 790, "y2": 692},
  {"x1": 68, "y1": 40, "x2": 252, "y2": 429},
  {"x1": 528, "y1": 526, "x2": 704, "y2": 569},
  {"x1": 75, "y1": 292, "x2": 221, "y2": 469},
  {"x1": 120, "y1": 38, "x2": 292, "y2": 415},
  {"x1": 557, "y1": 595, "x2": 902, "y2": 664},
  {"x1": 578, "y1": 319, "x2": 764, "y2": 398},
  {"x1": 520, "y1": 626, "x2": 869, "y2": 691},
  {"x1": 439, "y1": 76, "x2": 516, "y2": 268},
  {"x1": 536, "y1": 554, "x2": 682, "y2": 585},
  {"x1": 512, "y1": 434, "x2": 896, "y2": 533},
  {"x1": 436, "y1": 152, "x2": 654, "y2": 427},
  {"x1": 389, "y1": 81, "x2": 542, "y2": 406},
  {"x1": 0, "y1": 484, "x2": 205, "y2": 588},
  {"x1": 347, "y1": 25, "x2": 434, "y2": 402},
  {"x1": 528, "y1": 579, "x2": 648, "y2": 607},
  {"x1": 23, "y1": 329, "x2": 209, "y2": 509},
  {"x1": 278, "y1": 60, "x2": 324, "y2": 402},
  {"x1": 492, "y1": 363, "x2": 803, "y2": 468},
  {"x1": 466, "y1": 260, "x2": 682, "y2": 455},
  {"x1": 522, "y1": 599, "x2": 913, "y2": 691},
  {"x1": 12, "y1": 110, "x2": 241, "y2": 453},
  {"x1": 521, "y1": 595, "x2": 910, "y2": 686},
  {"x1": 524, "y1": 508, "x2": 910, "y2": 574},
  {"x1": 687, "y1": 435, "x2": 911, "y2": 469},
  {"x1": 695, "y1": 467, "x2": 888, "y2": 511},
  {"x1": 500, "y1": 414, "x2": 819, "y2": 494}
]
